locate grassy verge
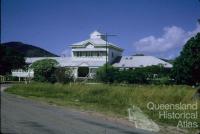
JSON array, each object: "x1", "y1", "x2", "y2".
[{"x1": 6, "y1": 82, "x2": 200, "y2": 131}]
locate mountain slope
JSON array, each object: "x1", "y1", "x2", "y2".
[{"x1": 1, "y1": 42, "x2": 58, "y2": 57}]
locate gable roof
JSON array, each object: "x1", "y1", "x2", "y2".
[
  {"x1": 69, "y1": 31, "x2": 123, "y2": 51},
  {"x1": 26, "y1": 56, "x2": 172, "y2": 68},
  {"x1": 113, "y1": 56, "x2": 172, "y2": 68}
]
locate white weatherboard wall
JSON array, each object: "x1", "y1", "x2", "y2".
[
  {"x1": 108, "y1": 47, "x2": 122, "y2": 63},
  {"x1": 70, "y1": 30, "x2": 123, "y2": 64}
]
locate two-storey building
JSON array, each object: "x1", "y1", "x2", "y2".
[
  {"x1": 26, "y1": 31, "x2": 123, "y2": 78},
  {"x1": 23, "y1": 30, "x2": 172, "y2": 79}
]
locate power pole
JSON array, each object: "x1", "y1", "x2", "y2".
[{"x1": 98, "y1": 33, "x2": 117, "y2": 73}]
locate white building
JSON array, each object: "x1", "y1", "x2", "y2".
[{"x1": 24, "y1": 30, "x2": 172, "y2": 79}]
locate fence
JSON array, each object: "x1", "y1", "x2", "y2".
[{"x1": 11, "y1": 69, "x2": 34, "y2": 78}]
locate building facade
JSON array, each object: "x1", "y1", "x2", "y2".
[{"x1": 22, "y1": 30, "x2": 172, "y2": 79}]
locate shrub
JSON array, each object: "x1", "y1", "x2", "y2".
[
  {"x1": 55, "y1": 67, "x2": 74, "y2": 84},
  {"x1": 128, "y1": 69, "x2": 148, "y2": 84},
  {"x1": 115, "y1": 69, "x2": 147, "y2": 84},
  {"x1": 150, "y1": 77, "x2": 172, "y2": 85},
  {"x1": 139, "y1": 65, "x2": 170, "y2": 79},
  {"x1": 30, "y1": 59, "x2": 58, "y2": 83},
  {"x1": 96, "y1": 64, "x2": 171, "y2": 84},
  {"x1": 96, "y1": 64, "x2": 118, "y2": 83}
]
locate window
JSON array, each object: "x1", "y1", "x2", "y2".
[
  {"x1": 94, "y1": 51, "x2": 98, "y2": 56},
  {"x1": 100, "y1": 51, "x2": 102, "y2": 56},
  {"x1": 112, "y1": 52, "x2": 114, "y2": 58},
  {"x1": 83, "y1": 52, "x2": 86, "y2": 57},
  {"x1": 100, "y1": 51, "x2": 106, "y2": 56},
  {"x1": 73, "y1": 52, "x2": 77, "y2": 57}
]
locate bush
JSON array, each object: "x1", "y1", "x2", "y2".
[
  {"x1": 96, "y1": 64, "x2": 171, "y2": 84},
  {"x1": 115, "y1": 69, "x2": 147, "y2": 84},
  {"x1": 150, "y1": 77, "x2": 172, "y2": 85},
  {"x1": 96, "y1": 64, "x2": 118, "y2": 83},
  {"x1": 128, "y1": 69, "x2": 148, "y2": 84},
  {"x1": 55, "y1": 67, "x2": 74, "y2": 84},
  {"x1": 140, "y1": 65, "x2": 170, "y2": 79},
  {"x1": 30, "y1": 59, "x2": 58, "y2": 83}
]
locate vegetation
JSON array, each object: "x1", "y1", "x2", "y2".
[
  {"x1": 0, "y1": 45, "x2": 26, "y2": 75},
  {"x1": 172, "y1": 33, "x2": 200, "y2": 85},
  {"x1": 96, "y1": 33, "x2": 200, "y2": 86},
  {"x1": 30, "y1": 59, "x2": 58, "y2": 83},
  {"x1": 1, "y1": 42, "x2": 58, "y2": 57},
  {"x1": 115, "y1": 68, "x2": 147, "y2": 84},
  {"x1": 96, "y1": 64, "x2": 171, "y2": 84},
  {"x1": 96, "y1": 64, "x2": 118, "y2": 83},
  {"x1": 6, "y1": 83, "x2": 200, "y2": 130},
  {"x1": 55, "y1": 67, "x2": 74, "y2": 84}
]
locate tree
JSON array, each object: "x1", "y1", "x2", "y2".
[
  {"x1": 172, "y1": 33, "x2": 200, "y2": 85},
  {"x1": 30, "y1": 59, "x2": 58, "y2": 83},
  {"x1": 0, "y1": 45, "x2": 25, "y2": 75}
]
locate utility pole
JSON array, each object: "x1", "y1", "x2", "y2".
[{"x1": 98, "y1": 33, "x2": 117, "y2": 73}]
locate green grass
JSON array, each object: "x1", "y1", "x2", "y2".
[{"x1": 6, "y1": 82, "x2": 200, "y2": 130}]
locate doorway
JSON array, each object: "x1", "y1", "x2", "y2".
[{"x1": 78, "y1": 67, "x2": 89, "y2": 77}]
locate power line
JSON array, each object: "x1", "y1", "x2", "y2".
[{"x1": 97, "y1": 33, "x2": 117, "y2": 74}]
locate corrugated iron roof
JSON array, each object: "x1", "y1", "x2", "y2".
[
  {"x1": 113, "y1": 56, "x2": 172, "y2": 68},
  {"x1": 26, "y1": 56, "x2": 172, "y2": 68},
  {"x1": 26, "y1": 57, "x2": 106, "y2": 67}
]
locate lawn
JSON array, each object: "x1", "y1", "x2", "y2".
[{"x1": 6, "y1": 82, "x2": 200, "y2": 131}]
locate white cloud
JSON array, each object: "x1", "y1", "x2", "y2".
[{"x1": 134, "y1": 24, "x2": 200, "y2": 59}]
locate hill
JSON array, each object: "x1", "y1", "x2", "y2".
[{"x1": 1, "y1": 42, "x2": 58, "y2": 57}]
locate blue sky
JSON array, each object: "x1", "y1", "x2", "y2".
[{"x1": 1, "y1": 0, "x2": 200, "y2": 59}]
